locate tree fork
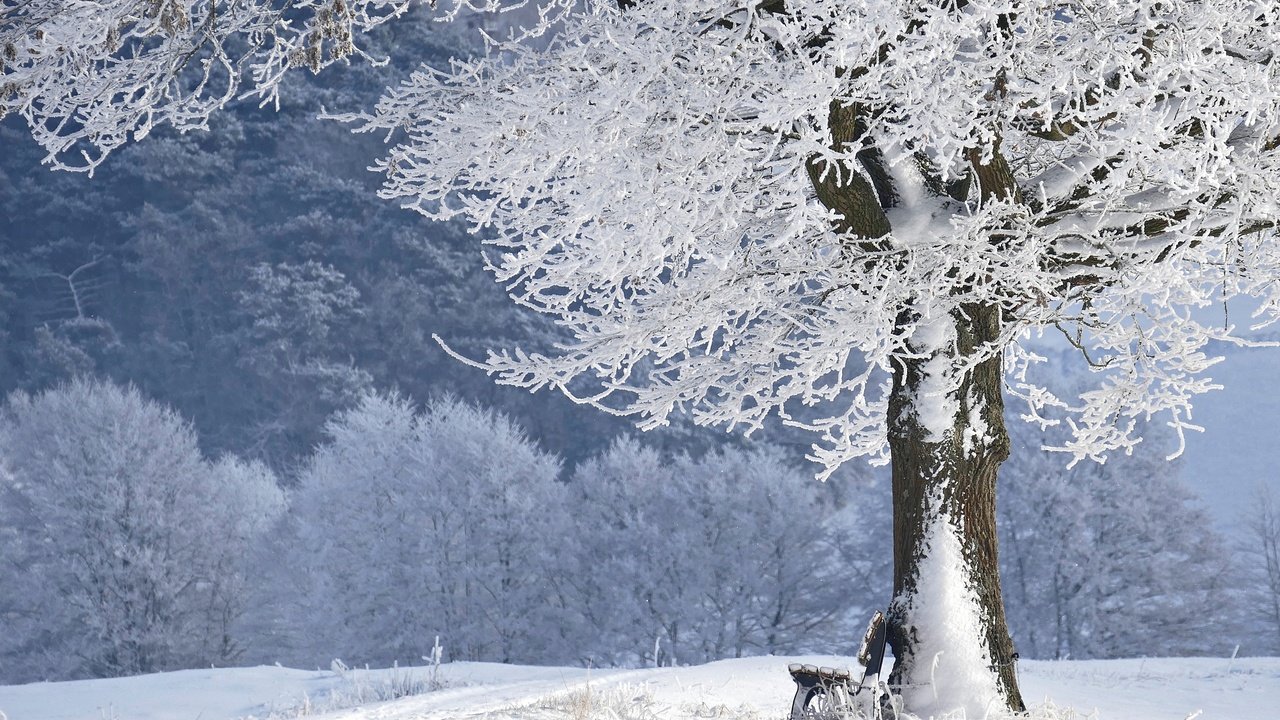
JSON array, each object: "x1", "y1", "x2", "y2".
[{"x1": 886, "y1": 303, "x2": 1024, "y2": 712}]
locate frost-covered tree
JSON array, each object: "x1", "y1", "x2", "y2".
[
  {"x1": 280, "y1": 392, "x2": 569, "y2": 666},
  {"x1": 569, "y1": 439, "x2": 866, "y2": 665},
  {"x1": 233, "y1": 260, "x2": 373, "y2": 466},
  {"x1": 9, "y1": 0, "x2": 1280, "y2": 712},
  {"x1": 999, "y1": 421, "x2": 1233, "y2": 660},
  {"x1": 354, "y1": 4, "x2": 1280, "y2": 712},
  {"x1": 0, "y1": 379, "x2": 283, "y2": 681},
  {"x1": 198, "y1": 456, "x2": 288, "y2": 663},
  {"x1": 0, "y1": 0, "x2": 553, "y2": 172},
  {"x1": 1240, "y1": 484, "x2": 1280, "y2": 655}
]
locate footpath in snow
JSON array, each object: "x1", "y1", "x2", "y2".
[{"x1": 1, "y1": 655, "x2": 1277, "y2": 720}]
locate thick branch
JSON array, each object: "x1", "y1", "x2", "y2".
[{"x1": 807, "y1": 99, "x2": 892, "y2": 240}]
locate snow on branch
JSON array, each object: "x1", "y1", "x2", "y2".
[
  {"x1": 11, "y1": 0, "x2": 1280, "y2": 473},
  {"x1": 0, "y1": 0, "x2": 573, "y2": 172},
  {"x1": 340, "y1": 0, "x2": 1280, "y2": 473}
]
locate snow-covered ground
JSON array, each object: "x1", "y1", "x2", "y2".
[{"x1": 1, "y1": 656, "x2": 1277, "y2": 720}]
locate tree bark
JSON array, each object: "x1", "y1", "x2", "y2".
[
  {"x1": 885, "y1": 303, "x2": 1025, "y2": 714},
  {"x1": 803, "y1": 62, "x2": 1025, "y2": 712}
]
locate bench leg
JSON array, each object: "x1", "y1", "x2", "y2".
[{"x1": 790, "y1": 678, "x2": 822, "y2": 720}]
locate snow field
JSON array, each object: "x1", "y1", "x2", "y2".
[{"x1": 1, "y1": 656, "x2": 1277, "y2": 720}]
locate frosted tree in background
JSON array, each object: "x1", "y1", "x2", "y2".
[
  {"x1": 281, "y1": 392, "x2": 569, "y2": 666},
  {"x1": 0, "y1": 379, "x2": 283, "y2": 681},
  {"x1": 1242, "y1": 485, "x2": 1280, "y2": 654},
  {"x1": 569, "y1": 440, "x2": 864, "y2": 665},
  {"x1": 198, "y1": 456, "x2": 288, "y2": 663},
  {"x1": 7, "y1": 0, "x2": 1280, "y2": 713},
  {"x1": 999, "y1": 421, "x2": 1233, "y2": 660},
  {"x1": 233, "y1": 260, "x2": 373, "y2": 466}
]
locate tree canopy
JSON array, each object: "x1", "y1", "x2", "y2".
[{"x1": 346, "y1": 1, "x2": 1280, "y2": 472}]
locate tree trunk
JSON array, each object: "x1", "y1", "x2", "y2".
[{"x1": 885, "y1": 303, "x2": 1025, "y2": 715}]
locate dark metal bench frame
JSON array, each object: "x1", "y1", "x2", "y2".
[{"x1": 788, "y1": 611, "x2": 890, "y2": 720}]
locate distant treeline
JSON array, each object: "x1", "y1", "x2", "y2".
[{"x1": 1, "y1": 379, "x2": 1270, "y2": 684}]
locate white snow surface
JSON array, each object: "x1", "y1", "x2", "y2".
[{"x1": 1, "y1": 655, "x2": 1278, "y2": 720}]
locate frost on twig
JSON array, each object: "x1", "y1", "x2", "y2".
[
  {"x1": 337, "y1": 1, "x2": 1280, "y2": 474},
  {"x1": 12, "y1": 0, "x2": 1280, "y2": 474},
  {"x1": 0, "y1": 0, "x2": 573, "y2": 173}
]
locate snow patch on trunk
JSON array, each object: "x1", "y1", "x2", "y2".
[
  {"x1": 963, "y1": 388, "x2": 991, "y2": 456},
  {"x1": 885, "y1": 152, "x2": 956, "y2": 248},
  {"x1": 911, "y1": 314, "x2": 959, "y2": 444},
  {"x1": 900, "y1": 510, "x2": 1005, "y2": 719}
]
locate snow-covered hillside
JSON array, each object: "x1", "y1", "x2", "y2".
[{"x1": 1, "y1": 656, "x2": 1276, "y2": 720}]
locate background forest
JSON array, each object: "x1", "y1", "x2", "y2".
[{"x1": 1, "y1": 11, "x2": 1277, "y2": 685}]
